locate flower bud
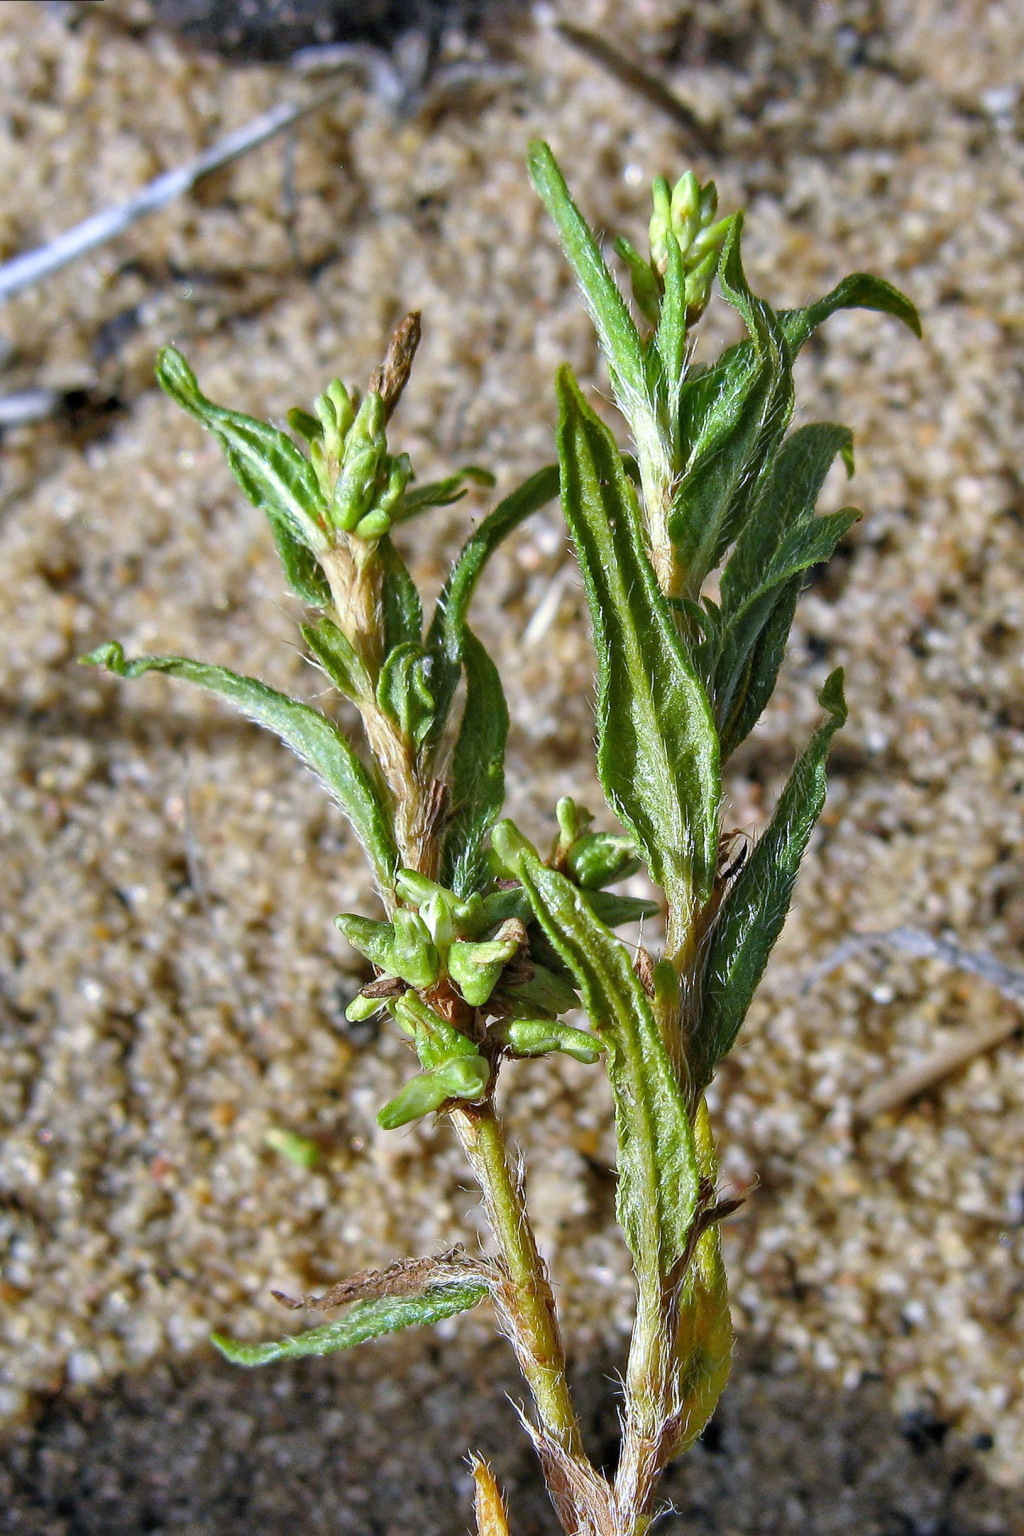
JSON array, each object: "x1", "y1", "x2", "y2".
[
  {"x1": 669, "y1": 170, "x2": 701, "y2": 249},
  {"x1": 448, "y1": 923, "x2": 522, "y2": 1008},
  {"x1": 648, "y1": 175, "x2": 673, "y2": 274},
  {"x1": 392, "y1": 991, "x2": 477, "y2": 1069},
  {"x1": 353, "y1": 508, "x2": 391, "y2": 541},
  {"x1": 566, "y1": 831, "x2": 642, "y2": 890},
  {"x1": 331, "y1": 393, "x2": 387, "y2": 532},
  {"x1": 495, "y1": 1017, "x2": 603, "y2": 1064},
  {"x1": 377, "y1": 1053, "x2": 489, "y2": 1129},
  {"x1": 391, "y1": 908, "x2": 441, "y2": 990},
  {"x1": 345, "y1": 991, "x2": 385, "y2": 1023}
]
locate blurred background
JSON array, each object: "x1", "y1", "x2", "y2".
[{"x1": 1, "y1": 1, "x2": 1022, "y2": 1531}]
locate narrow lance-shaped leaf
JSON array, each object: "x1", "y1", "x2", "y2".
[
  {"x1": 425, "y1": 464, "x2": 559, "y2": 747},
  {"x1": 442, "y1": 629, "x2": 510, "y2": 898},
  {"x1": 265, "y1": 517, "x2": 331, "y2": 608},
  {"x1": 693, "y1": 669, "x2": 848, "y2": 1090},
  {"x1": 301, "y1": 615, "x2": 371, "y2": 701},
  {"x1": 653, "y1": 226, "x2": 688, "y2": 447},
  {"x1": 212, "y1": 1280, "x2": 489, "y2": 1367},
  {"x1": 668, "y1": 215, "x2": 793, "y2": 598},
  {"x1": 713, "y1": 424, "x2": 856, "y2": 758},
  {"x1": 556, "y1": 367, "x2": 720, "y2": 921},
  {"x1": 720, "y1": 424, "x2": 855, "y2": 609},
  {"x1": 156, "y1": 347, "x2": 329, "y2": 565},
  {"x1": 527, "y1": 141, "x2": 648, "y2": 419},
  {"x1": 781, "y1": 272, "x2": 921, "y2": 354},
  {"x1": 377, "y1": 535, "x2": 424, "y2": 652},
  {"x1": 394, "y1": 465, "x2": 495, "y2": 522},
  {"x1": 81, "y1": 642, "x2": 398, "y2": 896},
  {"x1": 492, "y1": 822, "x2": 700, "y2": 1290}
]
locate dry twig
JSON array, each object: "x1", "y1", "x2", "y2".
[
  {"x1": 0, "y1": 62, "x2": 388, "y2": 304},
  {"x1": 805, "y1": 927, "x2": 1024, "y2": 1118},
  {"x1": 555, "y1": 22, "x2": 717, "y2": 150}
]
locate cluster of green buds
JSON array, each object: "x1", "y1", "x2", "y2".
[
  {"x1": 336, "y1": 799, "x2": 657, "y2": 1129},
  {"x1": 615, "y1": 171, "x2": 730, "y2": 328},
  {"x1": 288, "y1": 378, "x2": 412, "y2": 544}
]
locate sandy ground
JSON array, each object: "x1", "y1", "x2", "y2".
[{"x1": 1, "y1": 0, "x2": 1023, "y2": 1530}]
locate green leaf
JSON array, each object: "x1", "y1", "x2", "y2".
[
  {"x1": 377, "y1": 536, "x2": 423, "y2": 652},
  {"x1": 394, "y1": 465, "x2": 496, "y2": 522},
  {"x1": 301, "y1": 616, "x2": 371, "y2": 701},
  {"x1": 613, "y1": 234, "x2": 661, "y2": 325},
  {"x1": 781, "y1": 272, "x2": 921, "y2": 353},
  {"x1": 377, "y1": 642, "x2": 436, "y2": 748},
  {"x1": 266, "y1": 519, "x2": 332, "y2": 608},
  {"x1": 668, "y1": 216, "x2": 793, "y2": 598},
  {"x1": 211, "y1": 1280, "x2": 489, "y2": 1367},
  {"x1": 81, "y1": 642, "x2": 398, "y2": 895},
  {"x1": 441, "y1": 630, "x2": 509, "y2": 898},
  {"x1": 653, "y1": 228, "x2": 688, "y2": 438},
  {"x1": 425, "y1": 464, "x2": 559, "y2": 748},
  {"x1": 713, "y1": 424, "x2": 856, "y2": 757},
  {"x1": 720, "y1": 424, "x2": 854, "y2": 608},
  {"x1": 497, "y1": 961, "x2": 580, "y2": 1019},
  {"x1": 694, "y1": 670, "x2": 847, "y2": 1089},
  {"x1": 493, "y1": 821, "x2": 700, "y2": 1287},
  {"x1": 584, "y1": 890, "x2": 661, "y2": 928},
  {"x1": 556, "y1": 367, "x2": 720, "y2": 921},
  {"x1": 527, "y1": 141, "x2": 648, "y2": 419},
  {"x1": 156, "y1": 347, "x2": 328, "y2": 559},
  {"x1": 716, "y1": 577, "x2": 801, "y2": 764}
]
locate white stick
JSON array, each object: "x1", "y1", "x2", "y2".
[
  {"x1": 0, "y1": 72, "x2": 368, "y2": 304},
  {"x1": 804, "y1": 926, "x2": 1024, "y2": 1117}
]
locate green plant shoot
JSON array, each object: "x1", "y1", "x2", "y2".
[{"x1": 82, "y1": 147, "x2": 919, "y2": 1536}]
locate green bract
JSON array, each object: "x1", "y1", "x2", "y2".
[{"x1": 83, "y1": 145, "x2": 919, "y2": 1536}]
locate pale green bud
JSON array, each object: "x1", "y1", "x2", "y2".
[
  {"x1": 448, "y1": 924, "x2": 522, "y2": 1008},
  {"x1": 419, "y1": 889, "x2": 457, "y2": 956},
  {"x1": 566, "y1": 831, "x2": 642, "y2": 890},
  {"x1": 698, "y1": 181, "x2": 719, "y2": 224},
  {"x1": 392, "y1": 991, "x2": 480, "y2": 1072},
  {"x1": 648, "y1": 175, "x2": 673, "y2": 274},
  {"x1": 333, "y1": 910, "x2": 438, "y2": 990},
  {"x1": 376, "y1": 454, "x2": 413, "y2": 521},
  {"x1": 345, "y1": 991, "x2": 385, "y2": 1023},
  {"x1": 311, "y1": 380, "x2": 357, "y2": 498},
  {"x1": 395, "y1": 868, "x2": 445, "y2": 906},
  {"x1": 377, "y1": 1053, "x2": 490, "y2": 1129},
  {"x1": 331, "y1": 393, "x2": 386, "y2": 531},
  {"x1": 555, "y1": 796, "x2": 591, "y2": 846},
  {"x1": 495, "y1": 1017, "x2": 603, "y2": 1064},
  {"x1": 334, "y1": 913, "x2": 396, "y2": 971},
  {"x1": 391, "y1": 907, "x2": 441, "y2": 990},
  {"x1": 353, "y1": 508, "x2": 391, "y2": 541},
  {"x1": 669, "y1": 170, "x2": 701, "y2": 248},
  {"x1": 684, "y1": 250, "x2": 720, "y2": 321}
]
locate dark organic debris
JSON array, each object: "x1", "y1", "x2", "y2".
[{"x1": 150, "y1": 0, "x2": 510, "y2": 60}]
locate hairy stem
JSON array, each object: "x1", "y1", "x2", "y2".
[{"x1": 450, "y1": 1103, "x2": 584, "y2": 1458}]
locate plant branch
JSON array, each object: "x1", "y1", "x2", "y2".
[{"x1": 450, "y1": 1103, "x2": 584, "y2": 1459}]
